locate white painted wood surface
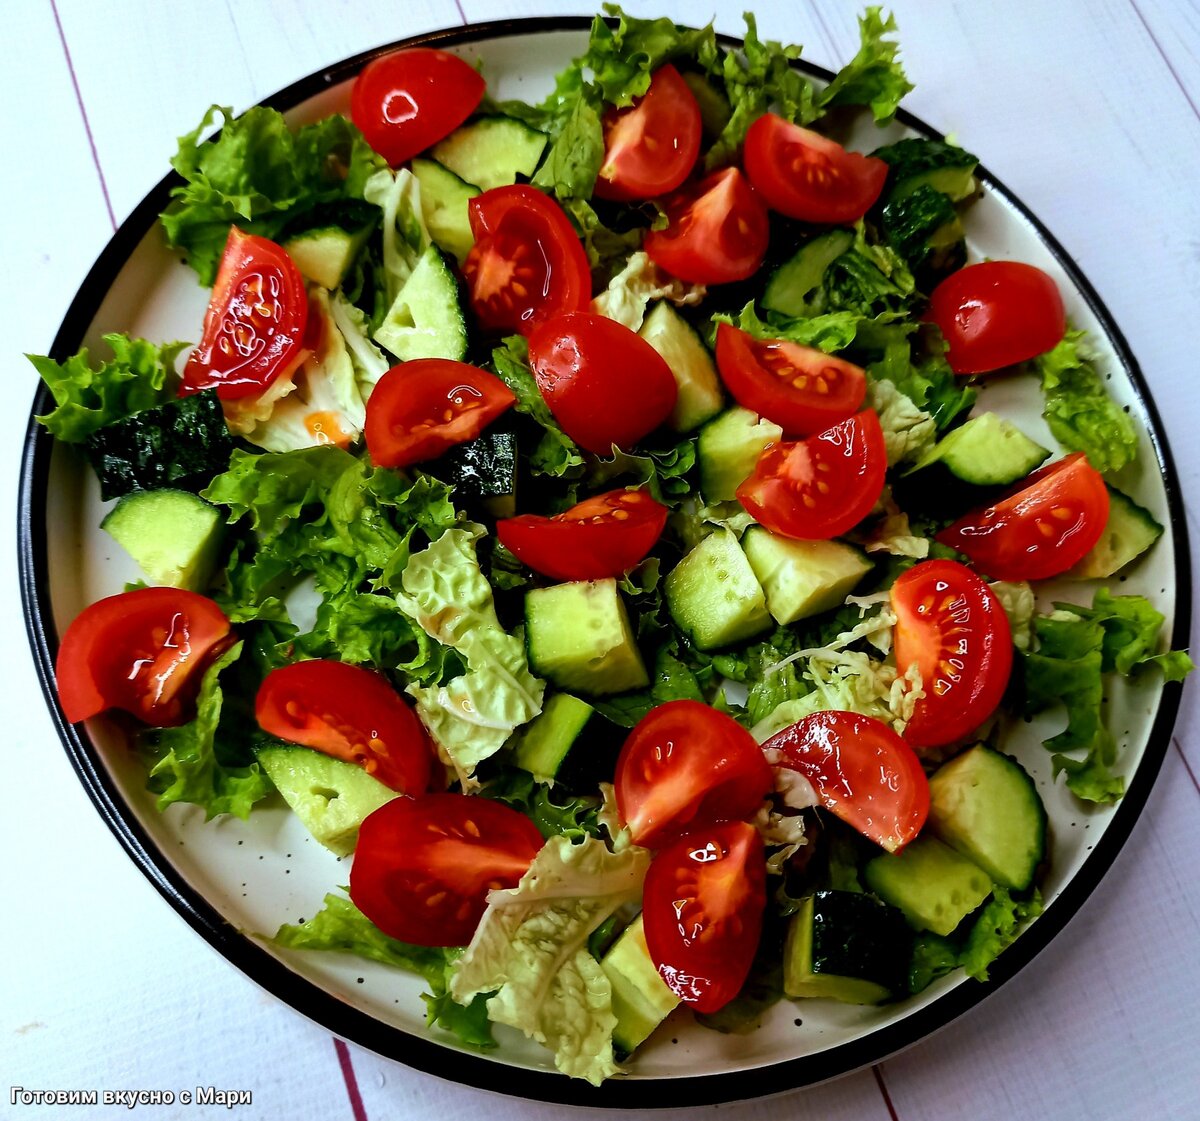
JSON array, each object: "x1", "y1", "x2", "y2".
[{"x1": 2, "y1": 1, "x2": 1197, "y2": 1117}]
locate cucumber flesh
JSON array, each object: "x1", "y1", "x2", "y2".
[
  {"x1": 762, "y1": 229, "x2": 855, "y2": 317},
  {"x1": 601, "y1": 915, "x2": 679, "y2": 1054},
  {"x1": 283, "y1": 224, "x2": 372, "y2": 290},
  {"x1": 864, "y1": 835, "x2": 992, "y2": 937},
  {"x1": 431, "y1": 116, "x2": 548, "y2": 191},
  {"x1": 101, "y1": 488, "x2": 224, "y2": 591},
  {"x1": 1069, "y1": 486, "x2": 1163, "y2": 579},
  {"x1": 525, "y1": 579, "x2": 649, "y2": 695},
  {"x1": 665, "y1": 527, "x2": 771, "y2": 650},
  {"x1": 697, "y1": 407, "x2": 783, "y2": 503},
  {"x1": 374, "y1": 244, "x2": 467, "y2": 361},
  {"x1": 411, "y1": 157, "x2": 480, "y2": 265},
  {"x1": 511, "y1": 693, "x2": 595, "y2": 782},
  {"x1": 927, "y1": 745, "x2": 1047, "y2": 891},
  {"x1": 904, "y1": 411, "x2": 1049, "y2": 487},
  {"x1": 638, "y1": 302, "x2": 724, "y2": 432},
  {"x1": 255, "y1": 745, "x2": 397, "y2": 856},
  {"x1": 742, "y1": 527, "x2": 872, "y2": 626}
]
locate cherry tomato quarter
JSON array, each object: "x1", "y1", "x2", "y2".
[
  {"x1": 891, "y1": 559, "x2": 1014, "y2": 749},
  {"x1": 715, "y1": 322, "x2": 867, "y2": 436},
  {"x1": 463, "y1": 186, "x2": 592, "y2": 336},
  {"x1": 927, "y1": 261, "x2": 1067, "y2": 374},
  {"x1": 364, "y1": 358, "x2": 515, "y2": 469},
  {"x1": 936, "y1": 453, "x2": 1109, "y2": 581},
  {"x1": 497, "y1": 489, "x2": 668, "y2": 581},
  {"x1": 736, "y1": 410, "x2": 887, "y2": 540},
  {"x1": 55, "y1": 587, "x2": 232, "y2": 727},
  {"x1": 642, "y1": 821, "x2": 767, "y2": 1012},
  {"x1": 594, "y1": 65, "x2": 702, "y2": 202},
  {"x1": 180, "y1": 228, "x2": 309, "y2": 401},
  {"x1": 256, "y1": 660, "x2": 434, "y2": 794},
  {"x1": 526, "y1": 311, "x2": 678, "y2": 453},
  {"x1": 615, "y1": 699, "x2": 773, "y2": 849},
  {"x1": 643, "y1": 167, "x2": 769, "y2": 285},
  {"x1": 743, "y1": 114, "x2": 888, "y2": 224},
  {"x1": 763, "y1": 710, "x2": 929, "y2": 853},
  {"x1": 350, "y1": 794, "x2": 544, "y2": 946},
  {"x1": 350, "y1": 47, "x2": 485, "y2": 166}
]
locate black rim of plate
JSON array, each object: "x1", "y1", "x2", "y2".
[{"x1": 17, "y1": 16, "x2": 1193, "y2": 1109}]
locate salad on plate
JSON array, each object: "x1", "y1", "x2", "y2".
[{"x1": 30, "y1": 5, "x2": 1192, "y2": 1088}]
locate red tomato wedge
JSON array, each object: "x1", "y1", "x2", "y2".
[
  {"x1": 350, "y1": 794, "x2": 544, "y2": 947},
  {"x1": 180, "y1": 228, "x2": 309, "y2": 401},
  {"x1": 763, "y1": 711, "x2": 929, "y2": 853},
  {"x1": 497, "y1": 489, "x2": 668, "y2": 581},
  {"x1": 594, "y1": 64, "x2": 702, "y2": 201},
  {"x1": 463, "y1": 186, "x2": 592, "y2": 336},
  {"x1": 736, "y1": 410, "x2": 887, "y2": 539},
  {"x1": 56, "y1": 587, "x2": 232, "y2": 727},
  {"x1": 927, "y1": 261, "x2": 1066, "y2": 374},
  {"x1": 615, "y1": 700, "x2": 773, "y2": 849},
  {"x1": 743, "y1": 113, "x2": 887, "y2": 224},
  {"x1": 643, "y1": 167, "x2": 769, "y2": 285},
  {"x1": 936, "y1": 453, "x2": 1109, "y2": 581},
  {"x1": 256, "y1": 660, "x2": 434, "y2": 794},
  {"x1": 351, "y1": 47, "x2": 485, "y2": 166},
  {"x1": 526, "y1": 311, "x2": 677, "y2": 453},
  {"x1": 892, "y1": 559, "x2": 1014, "y2": 749},
  {"x1": 364, "y1": 358, "x2": 515, "y2": 469},
  {"x1": 714, "y1": 322, "x2": 867, "y2": 436},
  {"x1": 642, "y1": 821, "x2": 767, "y2": 1013}
]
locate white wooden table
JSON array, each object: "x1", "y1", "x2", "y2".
[{"x1": 3, "y1": 2, "x2": 1198, "y2": 1118}]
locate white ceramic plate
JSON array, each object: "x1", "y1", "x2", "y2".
[{"x1": 18, "y1": 19, "x2": 1191, "y2": 1108}]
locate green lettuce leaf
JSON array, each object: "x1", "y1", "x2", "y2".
[
  {"x1": 478, "y1": 768, "x2": 604, "y2": 841},
  {"x1": 31, "y1": 335, "x2": 188, "y2": 443},
  {"x1": 139, "y1": 642, "x2": 273, "y2": 819},
  {"x1": 450, "y1": 834, "x2": 650, "y2": 1085},
  {"x1": 816, "y1": 7, "x2": 913, "y2": 123},
  {"x1": 274, "y1": 892, "x2": 494, "y2": 1049},
  {"x1": 960, "y1": 888, "x2": 1043, "y2": 982},
  {"x1": 161, "y1": 106, "x2": 386, "y2": 285},
  {"x1": 363, "y1": 166, "x2": 431, "y2": 307},
  {"x1": 532, "y1": 93, "x2": 606, "y2": 201},
  {"x1": 859, "y1": 322, "x2": 974, "y2": 431},
  {"x1": 1036, "y1": 329, "x2": 1138, "y2": 474}
]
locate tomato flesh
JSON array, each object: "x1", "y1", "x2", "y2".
[
  {"x1": 55, "y1": 587, "x2": 232, "y2": 727},
  {"x1": 180, "y1": 228, "x2": 310, "y2": 401},
  {"x1": 463, "y1": 186, "x2": 592, "y2": 336},
  {"x1": 364, "y1": 358, "x2": 515, "y2": 469},
  {"x1": 736, "y1": 409, "x2": 887, "y2": 539},
  {"x1": 715, "y1": 322, "x2": 867, "y2": 436},
  {"x1": 615, "y1": 700, "x2": 773, "y2": 849},
  {"x1": 743, "y1": 113, "x2": 887, "y2": 224},
  {"x1": 594, "y1": 65, "x2": 702, "y2": 202},
  {"x1": 763, "y1": 711, "x2": 929, "y2": 853},
  {"x1": 256, "y1": 660, "x2": 434, "y2": 794},
  {"x1": 892, "y1": 559, "x2": 1014, "y2": 749},
  {"x1": 642, "y1": 821, "x2": 767, "y2": 1012},
  {"x1": 351, "y1": 47, "x2": 485, "y2": 166},
  {"x1": 497, "y1": 489, "x2": 667, "y2": 581},
  {"x1": 350, "y1": 794, "x2": 544, "y2": 947},
  {"x1": 643, "y1": 167, "x2": 769, "y2": 285},
  {"x1": 927, "y1": 261, "x2": 1066, "y2": 374},
  {"x1": 936, "y1": 452, "x2": 1109, "y2": 581},
  {"x1": 526, "y1": 311, "x2": 677, "y2": 453}
]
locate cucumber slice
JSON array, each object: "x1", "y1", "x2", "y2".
[
  {"x1": 762, "y1": 229, "x2": 855, "y2": 317},
  {"x1": 873, "y1": 138, "x2": 979, "y2": 202},
  {"x1": 525, "y1": 579, "x2": 649, "y2": 695},
  {"x1": 742, "y1": 527, "x2": 872, "y2": 626},
  {"x1": 665, "y1": 527, "x2": 771, "y2": 650},
  {"x1": 601, "y1": 915, "x2": 679, "y2": 1054},
  {"x1": 430, "y1": 116, "x2": 548, "y2": 191},
  {"x1": 927, "y1": 745, "x2": 1047, "y2": 891},
  {"x1": 283, "y1": 223, "x2": 373, "y2": 290},
  {"x1": 373, "y1": 244, "x2": 467, "y2": 361},
  {"x1": 697, "y1": 406, "x2": 783, "y2": 503},
  {"x1": 904, "y1": 411, "x2": 1050, "y2": 487},
  {"x1": 101, "y1": 488, "x2": 224, "y2": 591},
  {"x1": 411, "y1": 157, "x2": 480, "y2": 265},
  {"x1": 511, "y1": 693, "x2": 595, "y2": 783},
  {"x1": 638, "y1": 302, "x2": 724, "y2": 432},
  {"x1": 255, "y1": 745, "x2": 397, "y2": 856},
  {"x1": 783, "y1": 891, "x2": 912, "y2": 1004},
  {"x1": 1069, "y1": 486, "x2": 1163, "y2": 579},
  {"x1": 864, "y1": 835, "x2": 993, "y2": 937},
  {"x1": 436, "y1": 431, "x2": 518, "y2": 514}
]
